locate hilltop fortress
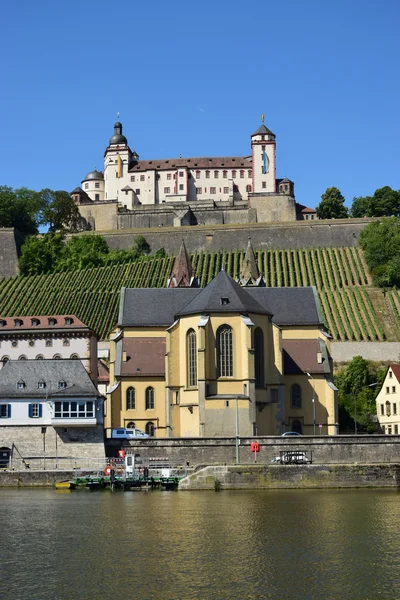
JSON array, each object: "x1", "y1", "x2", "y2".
[{"x1": 71, "y1": 118, "x2": 317, "y2": 231}]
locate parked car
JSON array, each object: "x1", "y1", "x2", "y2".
[
  {"x1": 281, "y1": 431, "x2": 302, "y2": 437},
  {"x1": 111, "y1": 428, "x2": 149, "y2": 439}
]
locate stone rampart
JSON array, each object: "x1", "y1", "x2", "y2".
[
  {"x1": 85, "y1": 218, "x2": 374, "y2": 254},
  {"x1": 0, "y1": 228, "x2": 24, "y2": 279},
  {"x1": 108, "y1": 434, "x2": 400, "y2": 466},
  {"x1": 179, "y1": 463, "x2": 400, "y2": 490}
]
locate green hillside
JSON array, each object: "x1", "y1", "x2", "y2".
[{"x1": 0, "y1": 247, "x2": 398, "y2": 341}]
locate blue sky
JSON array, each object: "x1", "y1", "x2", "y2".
[{"x1": 1, "y1": 0, "x2": 399, "y2": 209}]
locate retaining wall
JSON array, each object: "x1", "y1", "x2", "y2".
[
  {"x1": 179, "y1": 463, "x2": 400, "y2": 490},
  {"x1": 109, "y1": 435, "x2": 400, "y2": 466}
]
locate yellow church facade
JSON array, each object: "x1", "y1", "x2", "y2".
[{"x1": 105, "y1": 244, "x2": 338, "y2": 437}]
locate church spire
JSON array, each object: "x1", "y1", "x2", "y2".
[
  {"x1": 238, "y1": 239, "x2": 265, "y2": 287},
  {"x1": 167, "y1": 240, "x2": 198, "y2": 288}
]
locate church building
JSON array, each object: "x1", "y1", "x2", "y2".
[{"x1": 105, "y1": 242, "x2": 336, "y2": 438}]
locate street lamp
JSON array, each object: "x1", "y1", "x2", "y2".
[
  {"x1": 306, "y1": 372, "x2": 316, "y2": 435},
  {"x1": 354, "y1": 382, "x2": 379, "y2": 435}
]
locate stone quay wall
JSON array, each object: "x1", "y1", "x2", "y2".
[
  {"x1": 179, "y1": 463, "x2": 400, "y2": 490},
  {"x1": 108, "y1": 435, "x2": 400, "y2": 467},
  {"x1": 0, "y1": 425, "x2": 105, "y2": 469},
  {"x1": 80, "y1": 218, "x2": 374, "y2": 255}
]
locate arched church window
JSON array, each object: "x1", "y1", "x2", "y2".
[
  {"x1": 126, "y1": 387, "x2": 136, "y2": 410},
  {"x1": 187, "y1": 329, "x2": 197, "y2": 387},
  {"x1": 146, "y1": 387, "x2": 155, "y2": 410},
  {"x1": 146, "y1": 422, "x2": 155, "y2": 436},
  {"x1": 254, "y1": 328, "x2": 264, "y2": 388},
  {"x1": 217, "y1": 325, "x2": 233, "y2": 378}
]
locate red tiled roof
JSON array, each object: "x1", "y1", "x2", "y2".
[
  {"x1": 282, "y1": 339, "x2": 329, "y2": 375},
  {"x1": 301, "y1": 207, "x2": 317, "y2": 214},
  {"x1": 0, "y1": 315, "x2": 89, "y2": 332},
  {"x1": 120, "y1": 337, "x2": 166, "y2": 377},
  {"x1": 129, "y1": 156, "x2": 252, "y2": 172},
  {"x1": 389, "y1": 364, "x2": 400, "y2": 381},
  {"x1": 97, "y1": 360, "x2": 110, "y2": 383}
]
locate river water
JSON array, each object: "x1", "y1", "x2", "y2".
[{"x1": 1, "y1": 487, "x2": 400, "y2": 600}]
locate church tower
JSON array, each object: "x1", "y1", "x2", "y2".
[
  {"x1": 104, "y1": 121, "x2": 133, "y2": 204},
  {"x1": 251, "y1": 118, "x2": 276, "y2": 194},
  {"x1": 167, "y1": 241, "x2": 198, "y2": 288}
]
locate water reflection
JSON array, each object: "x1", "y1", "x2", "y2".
[{"x1": 0, "y1": 488, "x2": 400, "y2": 599}]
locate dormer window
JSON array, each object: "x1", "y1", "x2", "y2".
[
  {"x1": 0, "y1": 319, "x2": 6, "y2": 327},
  {"x1": 38, "y1": 381, "x2": 46, "y2": 389},
  {"x1": 17, "y1": 380, "x2": 25, "y2": 390},
  {"x1": 31, "y1": 318, "x2": 40, "y2": 326},
  {"x1": 64, "y1": 317, "x2": 73, "y2": 326},
  {"x1": 58, "y1": 380, "x2": 67, "y2": 390},
  {"x1": 48, "y1": 318, "x2": 57, "y2": 326},
  {"x1": 220, "y1": 297, "x2": 230, "y2": 306},
  {"x1": 14, "y1": 319, "x2": 23, "y2": 327}
]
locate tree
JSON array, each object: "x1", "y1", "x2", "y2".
[
  {"x1": 368, "y1": 186, "x2": 400, "y2": 217},
  {"x1": 316, "y1": 187, "x2": 348, "y2": 220},
  {"x1": 0, "y1": 186, "x2": 38, "y2": 235},
  {"x1": 359, "y1": 218, "x2": 400, "y2": 287},
  {"x1": 350, "y1": 195, "x2": 370, "y2": 218},
  {"x1": 40, "y1": 189, "x2": 81, "y2": 231},
  {"x1": 19, "y1": 233, "x2": 64, "y2": 276},
  {"x1": 334, "y1": 356, "x2": 386, "y2": 433},
  {"x1": 56, "y1": 235, "x2": 110, "y2": 271},
  {"x1": 133, "y1": 235, "x2": 151, "y2": 255}
]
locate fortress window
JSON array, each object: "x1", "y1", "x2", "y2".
[
  {"x1": 95, "y1": 183, "x2": 100, "y2": 189},
  {"x1": 179, "y1": 184, "x2": 184, "y2": 191},
  {"x1": 246, "y1": 185, "x2": 252, "y2": 193},
  {"x1": 206, "y1": 171, "x2": 210, "y2": 179},
  {"x1": 145, "y1": 387, "x2": 155, "y2": 410},
  {"x1": 164, "y1": 187, "x2": 170, "y2": 194},
  {"x1": 95, "y1": 194, "x2": 99, "y2": 201},
  {"x1": 254, "y1": 328, "x2": 264, "y2": 388},
  {"x1": 214, "y1": 171, "x2": 219, "y2": 179},
  {"x1": 130, "y1": 176, "x2": 135, "y2": 182},
  {"x1": 240, "y1": 170, "x2": 245, "y2": 178},
  {"x1": 262, "y1": 182, "x2": 266, "y2": 189},
  {"x1": 196, "y1": 170, "x2": 201, "y2": 179},
  {"x1": 223, "y1": 171, "x2": 227, "y2": 179},
  {"x1": 262, "y1": 145, "x2": 266, "y2": 151},
  {"x1": 179, "y1": 171, "x2": 184, "y2": 177},
  {"x1": 197, "y1": 188, "x2": 202, "y2": 194},
  {"x1": 210, "y1": 187, "x2": 216, "y2": 194},
  {"x1": 140, "y1": 175, "x2": 145, "y2": 181},
  {"x1": 187, "y1": 329, "x2": 197, "y2": 388},
  {"x1": 223, "y1": 187, "x2": 229, "y2": 194},
  {"x1": 135, "y1": 189, "x2": 140, "y2": 195},
  {"x1": 217, "y1": 325, "x2": 233, "y2": 378},
  {"x1": 248, "y1": 170, "x2": 252, "y2": 178},
  {"x1": 167, "y1": 173, "x2": 172, "y2": 180},
  {"x1": 85, "y1": 183, "x2": 89, "y2": 189},
  {"x1": 126, "y1": 387, "x2": 136, "y2": 410},
  {"x1": 232, "y1": 170, "x2": 236, "y2": 178}
]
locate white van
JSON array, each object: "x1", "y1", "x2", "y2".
[{"x1": 111, "y1": 428, "x2": 149, "y2": 439}]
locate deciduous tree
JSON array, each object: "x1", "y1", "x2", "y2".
[{"x1": 316, "y1": 187, "x2": 348, "y2": 220}]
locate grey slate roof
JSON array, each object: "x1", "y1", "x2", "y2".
[
  {"x1": 118, "y1": 287, "x2": 200, "y2": 327},
  {"x1": 119, "y1": 274, "x2": 323, "y2": 328},
  {"x1": 252, "y1": 124, "x2": 275, "y2": 136},
  {"x1": 176, "y1": 271, "x2": 269, "y2": 317},
  {"x1": 246, "y1": 287, "x2": 323, "y2": 326},
  {"x1": 0, "y1": 360, "x2": 101, "y2": 398}
]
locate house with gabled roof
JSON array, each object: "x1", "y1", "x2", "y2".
[{"x1": 375, "y1": 364, "x2": 400, "y2": 434}]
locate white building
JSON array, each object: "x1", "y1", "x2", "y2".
[
  {"x1": 0, "y1": 314, "x2": 98, "y2": 384},
  {"x1": 72, "y1": 118, "x2": 296, "y2": 209},
  {"x1": 376, "y1": 364, "x2": 400, "y2": 434}
]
